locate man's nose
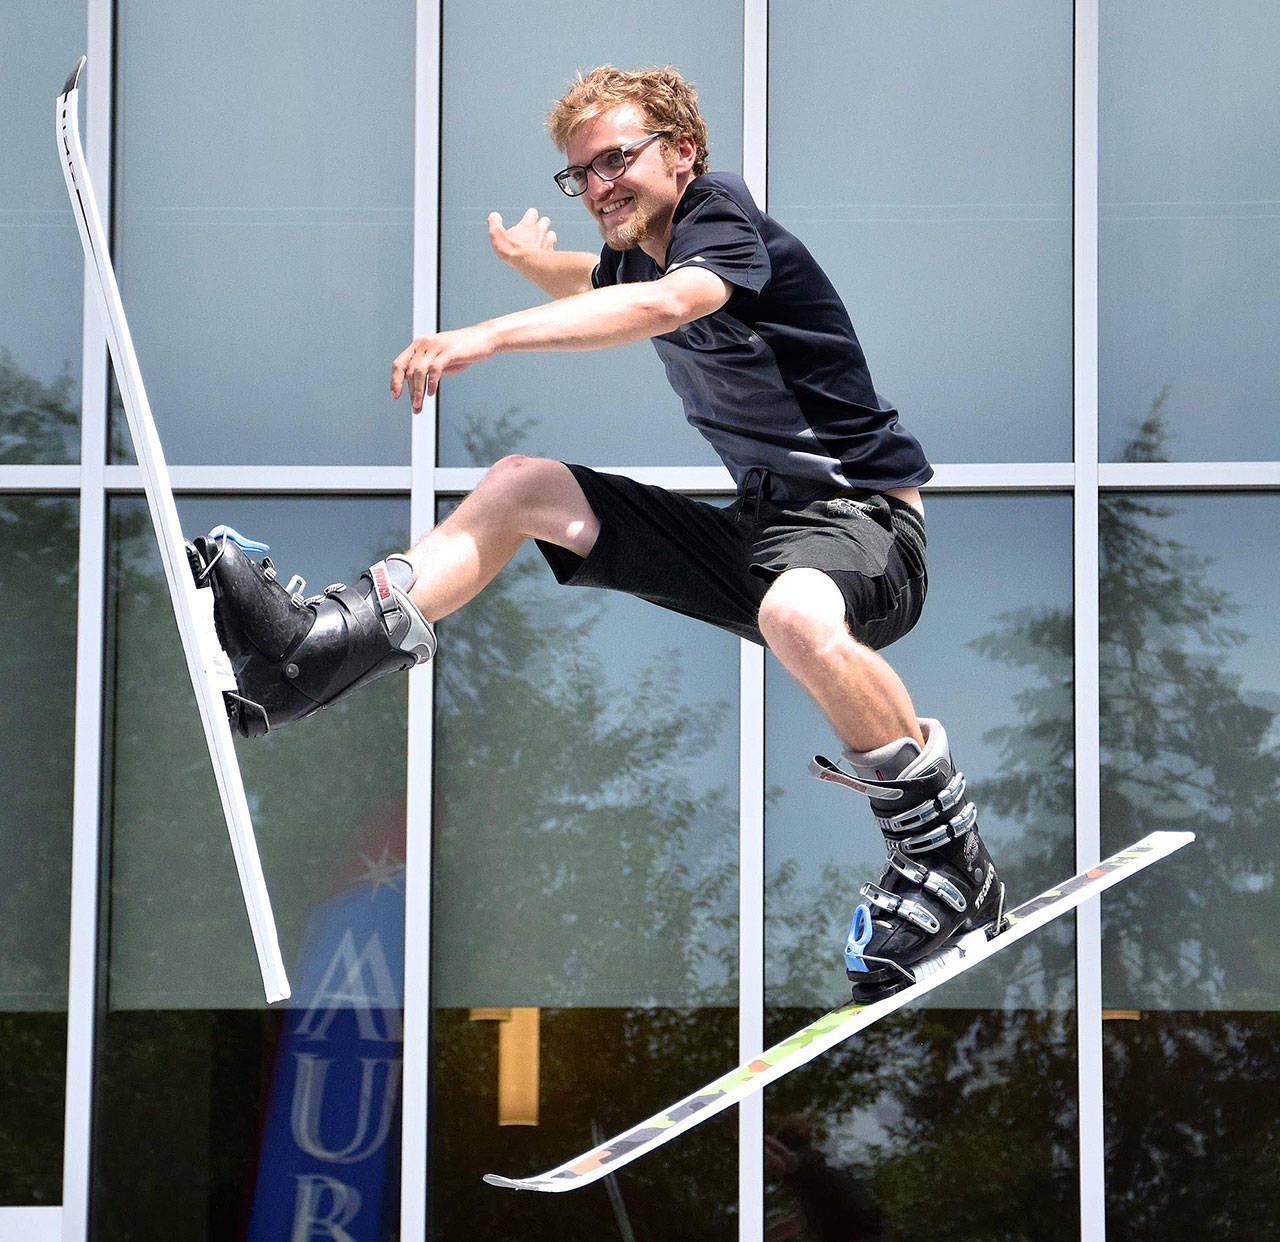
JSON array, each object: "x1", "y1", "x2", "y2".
[{"x1": 585, "y1": 166, "x2": 617, "y2": 200}]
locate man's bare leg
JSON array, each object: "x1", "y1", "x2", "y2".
[
  {"x1": 403, "y1": 455, "x2": 599, "y2": 621},
  {"x1": 192, "y1": 454, "x2": 596, "y2": 735},
  {"x1": 756, "y1": 567, "x2": 922, "y2": 754},
  {"x1": 757, "y1": 566, "x2": 1003, "y2": 994}
]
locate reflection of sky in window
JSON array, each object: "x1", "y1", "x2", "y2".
[
  {"x1": 1100, "y1": 2, "x2": 1280, "y2": 461},
  {"x1": 111, "y1": 0, "x2": 415, "y2": 466},
  {"x1": 1, "y1": 5, "x2": 84, "y2": 407},
  {"x1": 769, "y1": 0, "x2": 1073, "y2": 464},
  {"x1": 439, "y1": 3, "x2": 743, "y2": 468}
]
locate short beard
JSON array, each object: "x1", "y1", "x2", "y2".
[{"x1": 599, "y1": 201, "x2": 650, "y2": 251}]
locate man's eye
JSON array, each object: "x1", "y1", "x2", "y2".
[{"x1": 596, "y1": 149, "x2": 627, "y2": 176}]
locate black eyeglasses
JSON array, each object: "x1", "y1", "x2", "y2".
[{"x1": 553, "y1": 132, "x2": 668, "y2": 197}]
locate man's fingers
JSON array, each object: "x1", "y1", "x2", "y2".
[{"x1": 390, "y1": 343, "x2": 415, "y2": 397}]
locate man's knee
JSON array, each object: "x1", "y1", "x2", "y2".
[
  {"x1": 757, "y1": 568, "x2": 851, "y2": 655},
  {"x1": 479, "y1": 456, "x2": 598, "y2": 554},
  {"x1": 481, "y1": 454, "x2": 559, "y2": 501}
]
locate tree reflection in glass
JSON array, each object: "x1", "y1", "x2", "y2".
[
  {"x1": 430, "y1": 417, "x2": 741, "y2": 1239},
  {"x1": 0, "y1": 486, "x2": 77, "y2": 1204},
  {"x1": 1099, "y1": 412, "x2": 1280, "y2": 1237}
]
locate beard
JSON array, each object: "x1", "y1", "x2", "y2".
[{"x1": 597, "y1": 196, "x2": 653, "y2": 251}]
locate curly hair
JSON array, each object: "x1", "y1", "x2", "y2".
[{"x1": 546, "y1": 65, "x2": 710, "y2": 177}]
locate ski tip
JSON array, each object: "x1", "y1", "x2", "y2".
[
  {"x1": 482, "y1": 1174, "x2": 527, "y2": 1192},
  {"x1": 62, "y1": 56, "x2": 86, "y2": 100}
]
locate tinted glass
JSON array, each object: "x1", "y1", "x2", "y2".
[
  {"x1": 0, "y1": 7, "x2": 84, "y2": 463},
  {"x1": 0, "y1": 496, "x2": 77, "y2": 1204},
  {"x1": 1100, "y1": 489, "x2": 1280, "y2": 1235},
  {"x1": 770, "y1": 0, "x2": 1074, "y2": 465},
  {"x1": 110, "y1": 1, "x2": 414, "y2": 466},
  {"x1": 1100, "y1": 3, "x2": 1280, "y2": 462},
  {"x1": 766, "y1": 494, "x2": 1078, "y2": 1233},
  {"x1": 438, "y1": 3, "x2": 743, "y2": 467},
  {"x1": 430, "y1": 513, "x2": 741, "y2": 1235},
  {"x1": 92, "y1": 496, "x2": 409, "y2": 1240}
]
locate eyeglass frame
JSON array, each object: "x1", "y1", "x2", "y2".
[{"x1": 553, "y1": 131, "x2": 670, "y2": 197}]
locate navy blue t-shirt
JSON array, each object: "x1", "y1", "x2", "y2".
[{"x1": 592, "y1": 172, "x2": 932, "y2": 494}]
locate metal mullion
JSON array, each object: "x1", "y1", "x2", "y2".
[
  {"x1": 1073, "y1": 2, "x2": 1104, "y2": 1239},
  {"x1": 738, "y1": 5, "x2": 768, "y2": 1238},
  {"x1": 433, "y1": 464, "x2": 734, "y2": 494},
  {"x1": 927, "y1": 462, "x2": 1075, "y2": 490},
  {"x1": 101, "y1": 464, "x2": 412, "y2": 493},
  {"x1": 0, "y1": 467, "x2": 82, "y2": 490},
  {"x1": 1100, "y1": 461, "x2": 1280, "y2": 490},
  {"x1": 736, "y1": 642, "x2": 765, "y2": 1241},
  {"x1": 400, "y1": 1, "x2": 440, "y2": 1237},
  {"x1": 62, "y1": 4, "x2": 113, "y2": 1239}
]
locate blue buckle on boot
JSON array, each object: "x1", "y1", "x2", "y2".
[
  {"x1": 209, "y1": 524, "x2": 270, "y2": 555},
  {"x1": 844, "y1": 903, "x2": 875, "y2": 973}
]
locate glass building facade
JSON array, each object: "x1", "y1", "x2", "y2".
[{"x1": 2, "y1": 2, "x2": 1278, "y2": 1239}]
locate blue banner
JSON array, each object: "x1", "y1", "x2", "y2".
[{"x1": 247, "y1": 847, "x2": 405, "y2": 1241}]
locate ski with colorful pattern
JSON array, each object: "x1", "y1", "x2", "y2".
[{"x1": 484, "y1": 830, "x2": 1194, "y2": 1192}]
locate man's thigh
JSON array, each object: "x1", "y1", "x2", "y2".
[
  {"x1": 534, "y1": 464, "x2": 768, "y2": 643},
  {"x1": 748, "y1": 492, "x2": 929, "y2": 651}
]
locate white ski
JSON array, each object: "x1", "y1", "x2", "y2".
[
  {"x1": 484, "y1": 829, "x2": 1194, "y2": 1192},
  {"x1": 56, "y1": 57, "x2": 290, "y2": 1002}
]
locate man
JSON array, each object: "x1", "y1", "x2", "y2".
[{"x1": 192, "y1": 65, "x2": 1003, "y2": 995}]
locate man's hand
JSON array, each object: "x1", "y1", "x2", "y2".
[
  {"x1": 488, "y1": 207, "x2": 557, "y2": 268},
  {"x1": 390, "y1": 324, "x2": 498, "y2": 412},
  {"x1": 488, "y1": 209, "x2": 596, "y2": 298}
]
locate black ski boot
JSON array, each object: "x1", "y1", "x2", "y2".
[
  {"x1": 810, "y1": 718, "x2": 1006, "y2": 998},
  {"x1": 186, "y1": 527, "x2": 436, "y2": 737}
]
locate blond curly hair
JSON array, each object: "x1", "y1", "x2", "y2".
[{"x1": 546, "y1": 65, "x2": 710, "y2": 177}]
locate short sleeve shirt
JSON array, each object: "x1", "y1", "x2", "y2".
[{"x1": 592, "y1": 172, "x2": 932, "y2": 494}]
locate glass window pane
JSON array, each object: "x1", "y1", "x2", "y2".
[
  {"x1": 765, "y1": 494, "x2": 1077, "y2": 1232},
  {"x1": 92, "y1": 496, "x2": 409, "y2": 1239},
  {"x1": 0, "y1": 496, "x2": 77, "y2": 1204},
  {"x1": 110, "y1": 2, "x2": 415, "y2": 467},
  {"x1": 438, "y1": 6, "x2": 743, "y2": 467},
  {"x1": 769, "y1": 1, "x2": 1074, "y2": 465},
  {"x1": 430, "y1": 518, "x2": 741, "y2": 1235},
  {"x1": 1101, "y1": 491, "x2": 1280, "y2": 1232},
  {"x1": 1100, "y1": 3, "x2": 1280, "y2": 462},
  {"x1": 0, "y1": 7, "x2": 84, "y2": 464}
]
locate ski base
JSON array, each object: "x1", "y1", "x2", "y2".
[
  {"x1": 483, "y1": 830, "x2": 1194, "y2": 1193},
  {"x1": 57, "y1": 58, "x2": 290, "y2": 1002}
]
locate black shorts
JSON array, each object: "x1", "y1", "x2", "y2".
[{"x1": 535, "y1": 464, "x2": 928, "y2": 650}]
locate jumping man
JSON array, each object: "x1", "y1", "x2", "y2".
[{"x1": 192, "y1": 65, "x2": 1004, "y2": 995}]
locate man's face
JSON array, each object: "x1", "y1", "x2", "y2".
[{"x1": 565, "y1": 103, "x2": 682, "y2": 252}]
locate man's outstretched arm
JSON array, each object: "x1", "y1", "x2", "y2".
[
  {"x1": 391, "y1": 266, "x2": 731, "y2": 412},
  {"x1": 488, "y1": 208, "x2": 597, "y2": 299}
]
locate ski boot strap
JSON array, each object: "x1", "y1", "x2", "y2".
[
  {"x1": 884, "y1": 849, "x2": 968, "y2": 912},
  {"x1": 368, "y1": 555, "x2": 436, "y2": 663},
  {"x1": 808, "y1": 754, "x2": 976, "y2": 855},
  {"x1": 858, "y1": 883, "x2": 941, "y2": 934}
]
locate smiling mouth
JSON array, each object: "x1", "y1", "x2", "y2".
[{"x1": 600, "y1": 196, "x2": 634, "y2": 219}]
